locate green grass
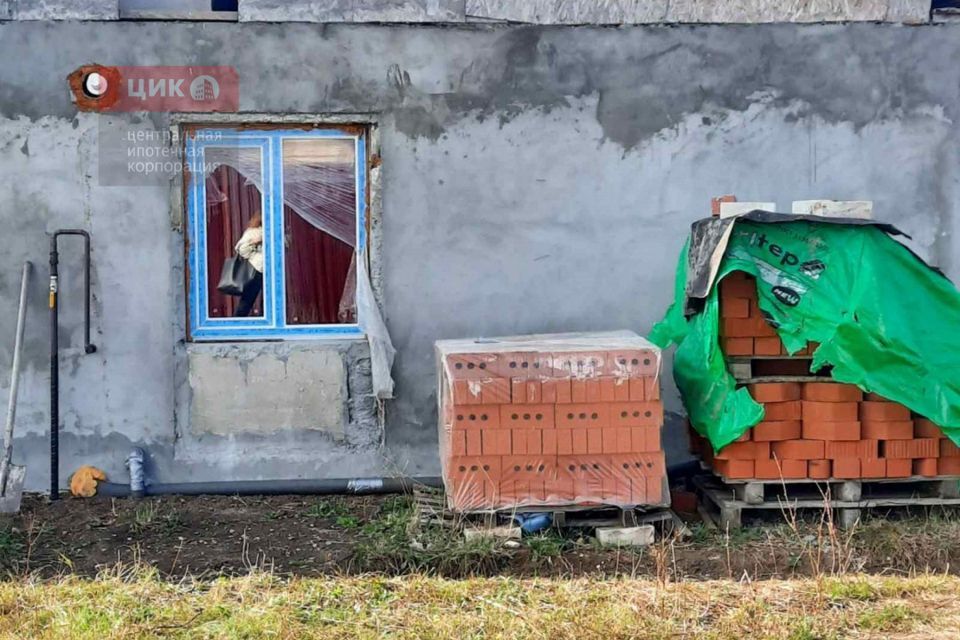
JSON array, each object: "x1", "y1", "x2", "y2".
[{"x1": 0, "y1": 571, "x2": 954, "y2": 639}]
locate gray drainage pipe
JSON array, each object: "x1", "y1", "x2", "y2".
[{"x1": 96, "y1": 476, "x2": 443, "y2": 498}]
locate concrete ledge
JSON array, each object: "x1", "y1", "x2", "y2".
[
  {"x1": 239, "y1": 0, "x2": 466, "y2": 23},
  {"x1": 8, "y1": 0, "x2": 119, "y2": 20}
]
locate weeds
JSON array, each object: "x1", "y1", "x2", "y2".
[
  {"x1": 128, "y1": 501, "x2": 183, "y2": 537},
  {"x1": 0, "y1": 524, "x2": 24, "y2": 572},
  {"x1": 351, "y1": 496, "x2": 508, "y2": 576},
  {"x1": 305, "y1": 497, "x2": 352, "y2": 519}
]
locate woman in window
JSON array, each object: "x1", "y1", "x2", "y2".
[{"x1": 234, "y1": 213, "x2": 264, "y2": 317}]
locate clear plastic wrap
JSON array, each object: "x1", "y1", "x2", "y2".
[{"x1": 435, "y1": 331, "x2": 668, "y2": 512}]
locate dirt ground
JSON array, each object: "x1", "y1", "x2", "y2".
[{"x1": 1, "y1": 491, "x2": 959, "y2": 581}]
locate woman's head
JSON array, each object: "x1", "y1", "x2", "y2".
[{"x1": 247, "y1": 212, "x2": 262, "y2": 229}]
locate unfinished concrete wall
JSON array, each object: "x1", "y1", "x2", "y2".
[{"x1": 0, "y1": 21, "x2": 957, "y2": 490}]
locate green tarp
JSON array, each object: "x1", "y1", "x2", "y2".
[{"x1": 651, "y1": 217, "x2": 960, "y2": 452}]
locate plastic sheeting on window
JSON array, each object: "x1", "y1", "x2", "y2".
[
  {"x1": 203, "y1": 146, "x2": 356, "y2": 248},
  {"x1": 357, "y1": 253, "x2": 395, "y2": 399}
]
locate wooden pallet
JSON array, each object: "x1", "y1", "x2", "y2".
[
  {"x1": 695, "y1": 474, "x2": 960, "y2": 530},
  {"x1": 726, "y1": 356, "x2": 832, "y2": 383},
  {"x1": 413, "y1": 488, "x2": 673, "y2": 530}
]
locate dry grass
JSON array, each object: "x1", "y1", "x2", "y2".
[{"x1": 0, "y1": 568, "x2": 957, "y2": 639}]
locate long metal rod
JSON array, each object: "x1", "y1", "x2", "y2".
[
  {"x1": 50, "y1": 231, "x2": 96, "y2": 500},
  {"x1": 1, "y1": 262, "x2": 31, "y2": 495}
]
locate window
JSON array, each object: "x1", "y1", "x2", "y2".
[{"x1": 184, "y1": 125, "x2": 367, "y2": 340}]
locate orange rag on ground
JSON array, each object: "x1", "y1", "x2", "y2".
[{"x1": 69, "y1": 466, "x2": 106, "y2": 497}]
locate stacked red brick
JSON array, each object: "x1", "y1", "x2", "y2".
[
  {"x1": 436, "y1": 333, "x2": 668, "y2": 512},
  {"x1": 693, "y1": 270, "x2": 960, "y2": 481},
  {"x1": 720, "y1": 271, "x2": 815, "y2": 357},
  {"x1": 691, "y1": 382, "x2": 960, "y2": 480}
]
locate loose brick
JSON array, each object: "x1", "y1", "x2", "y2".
[
  {"x1": 861, "y1": 459, "x2": 886, "y2": 479},
  {"x1": 883, "y1": 438, "x2": 940, "y2": 460},
  {"x1": 715, "y1": 441, "x2": 771, "y2": 461},
  {"x1": 864, "y1": 392, "x2": 890, "y2": 402},
  {"x1": 802, "y1": 382, "x2": 863, "y2": 403},
  {"x1": 801, "y1": 420, "x2": 861, "y2": 441},
  {"x1": 556, "y1": 429, "x2": 573, "y2": 455},
  {"x1": 453, "y1": 405, "x2": 501, "y2": 430},
  {"x1": 609, "y1": 402, "x2": 663, "y2": 428},
  {"x1": 723, "y1": 338, "x2": 754, "y2": 356},
  {"x1": 748, "y1": 382, "x2": 802, "y2": 403},
  {"x1": 451, "y1": 430, "x2": 467, "y2": 456},
  {"x1": 712, "y1": 459, "x2": 755, "y2": 480},
  {"x1": 802, "y1": 401, "x2": 859, "y2": 422},
  {"x1": 763, "y1": 400, "x2": 803, "y2": 421},
  {"x1": 753, "y1": 337, "x2": 783, "y2": 356},
  {"x1": 825, "y1": 439, "x2": 878, "y2": 459},
  {"x1": 607, "y1": 350, "x2": 658, "y2": 377},
  {"x1": 913, "y1": 458, "x2": 938, "y2": 477},
  {"x1": 734, "y1": 430, "x2": 751, "y2": 443},
  {"x1": 886, "y1": 458, "x2": 912, "y2": 478},
  {"x1": 501, "y1": 404, "x2": 556, "y2": 429},
  {"x1": 613, "y1": 377, "x2": 631, "y2": 401},
  {"x1": 832, "y1": 458, "x2": 861, "y2": 479},
  {"x1": 721, "y1": 297, "x2": 751, "y2": 319},
  {"x1": 860, "y1": 401, "x2": 911, "y2": 422},
  {"x1": 938, "y1": 458, "x2": 960, "y2": 476},
  {"x1": 540, "y1": 378, "x2": 558, "y2": 404},
  {"x1": 861, "y1": 421, "x2": 914, "y2": 440},
  {"x1": 752, "y1": 420, "x2": 802, "y2": 441},
  {"x1": 754, "y1": 458, "x2": 807, "y2": 479},
  {"x1": 808, "y1": 459, "x2": 832, "y2": 479},
  {"x1": 772, "y1": 439, "x2": 825, "y2": 460},
  {"x1": 510, "y1": 378, "x2": 526, "y2": 404},
  {"x1": 913, "y1": 418, "x2": 943, "y2": 439}
]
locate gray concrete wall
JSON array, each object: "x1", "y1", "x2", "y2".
[{"x1": 0, "y1": 21, "x2": 958, "y2": 490}]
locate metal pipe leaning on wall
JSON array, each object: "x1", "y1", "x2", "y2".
[
  {"x1": 95, "y1": 476, "x2": 445, "y2": 498},
  {"x1": 50, "y1": 230, "x2": 97, "y2": 501}
]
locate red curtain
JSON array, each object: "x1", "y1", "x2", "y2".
[
  {"x1": 205, "y1": 165, "x2": 262, "y2": 318},
  {"x1": 284, "y1": 205, "x2": 354, "y2": 325}
]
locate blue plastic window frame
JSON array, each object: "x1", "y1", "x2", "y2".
[{"x1": 185, "y1": 127, "x2": 366, "y2": 341}]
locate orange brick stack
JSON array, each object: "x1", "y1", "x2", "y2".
[
  {"x1": 436, "y1": 333, "x2": 668, "y2": 512},
  {"x1": 719, "y1": 271, "x2": 816, "y2": 357},
  {"x1": 692, "y1": 382, "x2": 960, "y2": 480}
]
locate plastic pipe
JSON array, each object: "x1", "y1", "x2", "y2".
[{"x1": 96, "y1": 475, "x2": 443, "y2": 498}]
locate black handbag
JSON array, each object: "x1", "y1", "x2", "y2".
[{"x1": 217, "y1": 256, "x2": 258, "y2": 296}]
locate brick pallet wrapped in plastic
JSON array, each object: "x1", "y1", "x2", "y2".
[{"x1": 435, "y1": 331, "x2": 668, "y2": 512}]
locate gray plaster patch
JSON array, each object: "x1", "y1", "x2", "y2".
[{"x1": 188, "y1": 344, "x2": 348, "y2": 437}]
